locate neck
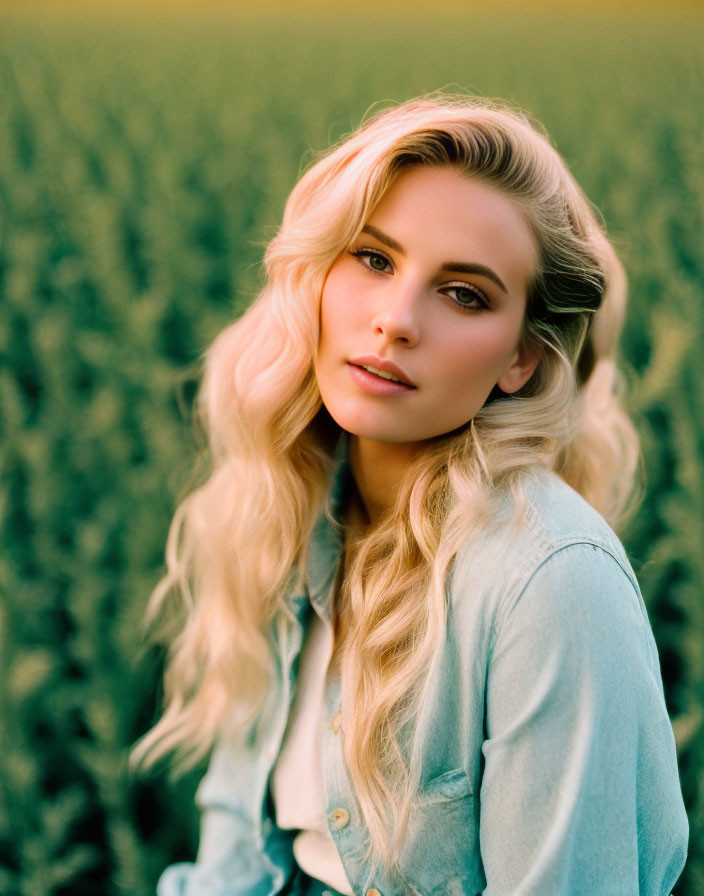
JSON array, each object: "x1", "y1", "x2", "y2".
[{"x1": 347, "y1": 437, "x2": 423, "y2": 528}]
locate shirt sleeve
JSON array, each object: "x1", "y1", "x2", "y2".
[
  {"x1": 479, "y1": 542, "x2": 688, "y2": 896},
  {"x1": 155, "y1": 736, "x2": 273, "y2": 896}
]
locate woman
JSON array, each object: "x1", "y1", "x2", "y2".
[{"x1": 133, "y1": 94, "x2": 689, "y2": 895}]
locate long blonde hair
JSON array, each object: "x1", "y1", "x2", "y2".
[{"x1": 132, "y1": 93, "x2": 641, "y2": 880}]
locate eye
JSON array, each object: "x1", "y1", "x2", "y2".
[
  {"x1": 350, "y1": 248, "x2": 392, "y2": 274},
  {"x1": 442, "y1": 282, "x2": 490, "y2": 311}
]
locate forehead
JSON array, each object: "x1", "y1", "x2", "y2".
[{"x1": 368, "y1": 165, "x2": 539, "y2": 295}]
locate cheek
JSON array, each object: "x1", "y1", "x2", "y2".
[
  {"x1": 319, "y1": 293, "x2": 337, "y2": 341},
  {"x1": 440, "y1": 322, "x2": 520, "y2": 385},
  {"x1": 317, "y1": 284, "x2": 352, "y2": 384},
  {"x1": 319, "y1": 275, "x2": 361, "y2": 348}
]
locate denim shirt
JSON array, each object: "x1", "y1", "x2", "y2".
[{"x1": 157, "y1": 459, "x2": 689, "y2": 896}]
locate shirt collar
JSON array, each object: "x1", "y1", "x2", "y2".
[{"x1": 304, "y1": 435, "x2": 351, "y2": 620}]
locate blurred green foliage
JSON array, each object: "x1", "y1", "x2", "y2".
[{"x1": 0, "y1": 8, "x2": 702, "y2": 895}]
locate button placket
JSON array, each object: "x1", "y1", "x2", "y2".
[
  {"x1": 329, "y1": 807, "x2": 350, "y2": 830},
  {"x1": 329, "y1": 707, "x2": 342, "y2": 734}
]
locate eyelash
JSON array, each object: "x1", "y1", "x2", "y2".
[{"x1": 349, "y1": 247, "x2": 491, "y2": 311}]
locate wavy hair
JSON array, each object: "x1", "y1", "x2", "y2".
[{"x1": 132, "y1": 93, "x2": 641, "y2": 882}]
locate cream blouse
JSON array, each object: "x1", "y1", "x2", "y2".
[{"x1": 270, "y1": 609, "x2": 353, "y2": 895}]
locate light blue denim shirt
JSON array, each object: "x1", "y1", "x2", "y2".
[{"x1": 157, "y1": 457, "x2": 688, "y2": 896}]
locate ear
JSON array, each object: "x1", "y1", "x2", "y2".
[{"x1": 496, "y1": 340, "x2": 542, "y2": 394}]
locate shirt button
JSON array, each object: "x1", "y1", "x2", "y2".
[
  {"x1": 329, "y1": 807, "x2": 350, "y2": 830},
  {"x1": 329, "y1": 709, "x2": 342, "y2": 734}
]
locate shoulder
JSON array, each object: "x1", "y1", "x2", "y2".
[
  {"x1": 510, "y1": 466, "x2": 632, "y2": 560},
  {"x1": 451, "y1": 466, "x2": 638, "y2": 589},
  {"x1": 449, "y1": 468, "x2": 650, "y2": 651}
]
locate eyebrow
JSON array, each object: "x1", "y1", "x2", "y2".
[{"x1": 360, "y1": 224, "x2": 509, "y2": 294}]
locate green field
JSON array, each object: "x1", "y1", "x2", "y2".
[{"x1": 1, "y1": 8, "x2": 702, "y2": 894}]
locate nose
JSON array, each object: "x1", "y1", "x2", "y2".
[{"x1": 370, "y1": 280, "x2": 422, "y2": 346}]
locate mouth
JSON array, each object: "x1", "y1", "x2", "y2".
[
  {"x1": 348, "y1": 356, "x2": 416, "y2": 388},
  {"x1": 355, "y1": 364, "x2": 407, "y2": 385}
]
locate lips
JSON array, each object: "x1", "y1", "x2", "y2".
[{"x1": 348, "y1": 355, "x2": 416, "y2": 388}]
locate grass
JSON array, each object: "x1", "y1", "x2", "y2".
[{"x1": 0, "y1": 8, "x2": 702, "y2": 894}]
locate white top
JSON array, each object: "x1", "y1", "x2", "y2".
[{"x1": 271, "y1": 609, "x2": 353, "y2": 895}]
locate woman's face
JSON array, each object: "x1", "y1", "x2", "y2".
[{"x1": 315, "y1": 165, "x2": 541, "y2": 449}]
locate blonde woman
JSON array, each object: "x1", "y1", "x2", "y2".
[{"x1": 134, "y1": 95, "x2": 689, "y2": 895}]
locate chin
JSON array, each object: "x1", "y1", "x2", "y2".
[
  {"x1": 329, "y1": 416, "x2": 410, "y2": 444},
  {"x1": 339, "y1": 420, "x2": 432, "y2": 445}
]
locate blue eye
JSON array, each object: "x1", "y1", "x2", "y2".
[{"x1": 350, "y1": 248, "x2": 391, "y2": 273}]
